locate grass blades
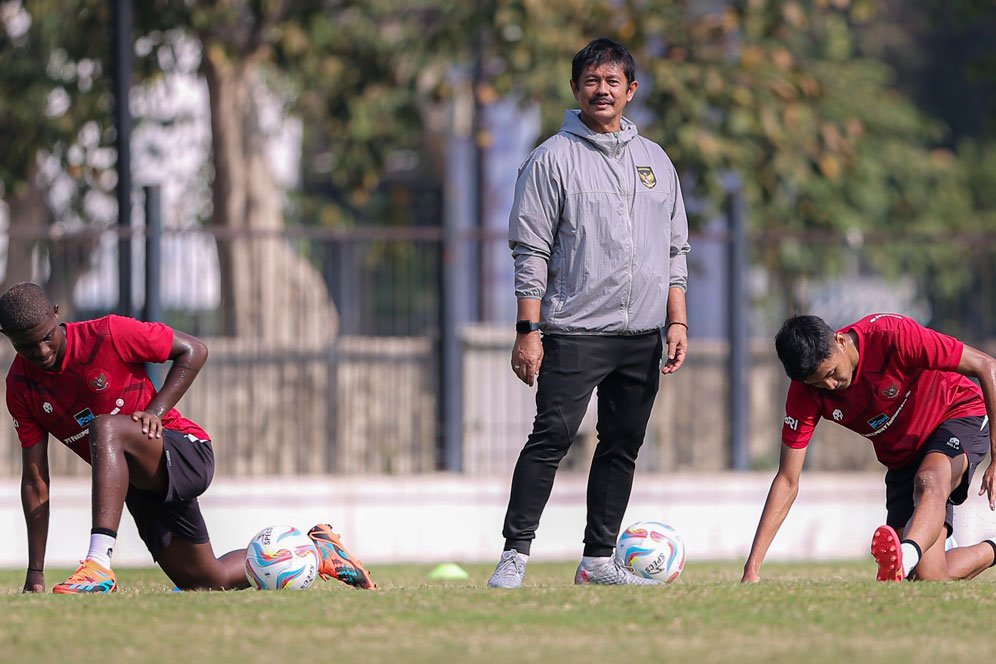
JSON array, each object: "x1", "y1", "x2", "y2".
[{"x1": 2, "y1": 561, "x2": 994, "y2": 663}]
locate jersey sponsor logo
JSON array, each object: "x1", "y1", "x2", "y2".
[
  {"x1": 863, "y1": 389, "x2": 912, "y2": 438},
  {"x1": 784, "y1": 415, "x2": 799, "y2": 431},
  {"x1": 832, "y1": 409, "x2": 843, "y2": 421},
  {"x1": 87, "y1": 369, "x2": 110, "y2": 392},
  {"x1": 947, "y1": 437, "x2": 961, "y2": 450},
  {"x1": 74, "y1": 408, "x2": 96, "y2": 428},
  {"x1": 879, "y1": 381, "x2": 899, "y2": 399},
  {"x1": 868, "y1": 414, "x2": 889, "y2": 429},
  {"x1": 636, "y1": 166, "x2": 657, "y2": 189},
  {"x1": 869, "y1": 313, "x2": 906, "y2": 323},
  {"x1": 43, "y1": 402, "x2": 53, "y2": 414},
  {"x1": 63, "y1": 428, "x2": 89, "y2": 445}
]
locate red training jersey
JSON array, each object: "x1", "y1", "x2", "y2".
[
  {"x1": 781, "y1": 313, "x2": 985, "y2": 468},
  {"x1": 6, "y1": 315, "x2": 210, "y2": 463}
]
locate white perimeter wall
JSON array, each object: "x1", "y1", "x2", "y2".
[{"x1": 1, "y1": 472, "x2": 995, "y2": 568}]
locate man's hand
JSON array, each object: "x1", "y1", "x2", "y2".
[
  {"x1": 979, "y1": 460, "x2": 996, "y2": 510},
  {"x1": 662, "y1": 324, "x2": 687, "y2": 375},
  {"x1": 23, "y1": 569, "x2": 44, "y2": 593},
  {"x1": 511, "y1": 333, "x2": 543, "y2": 387},
  {"x1": 131, "y1": 411, "x2": 163, "y2": 439}
]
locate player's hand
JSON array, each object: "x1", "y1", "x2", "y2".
[
  {"x1": 662, "y1": 324, "x2": 687, "y2": 375},
  {"x1": 979, "y1": 459, "x2": 996, "y2": 510},
  {"x1": 23, "y1": 569, "x2": 44, "y2": 593},
  {"x1": 131, "y1": 410, "x2": 163, "y2": 439},
  {"x1": 511, "y1": 333, "x2": 543, "y2": 387}
]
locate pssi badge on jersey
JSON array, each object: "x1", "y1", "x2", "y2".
[{"x1": 74, "y1": 408, "x2": 96, "y2": 427}]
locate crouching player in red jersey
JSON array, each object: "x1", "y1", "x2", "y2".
[
  {"x1": 1, "y1": 282, "x2": 374, "y2": 593},
  {"x1": 743, "y1": 313, "x2": 996, "y2": 583}
]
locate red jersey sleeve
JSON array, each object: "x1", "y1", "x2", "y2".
[
  {"x1": 782, "y1": 380, "x2": 821, "y2": 448},
  {"x1": 890, "y1": 316, "x2": 964, "y2": 372},
  {"x1": 107, "y1": 315, "x2": 174, "y2": 364},
  {"x1": 5, "y1": 372, "x2": 45, "y2": 448}
]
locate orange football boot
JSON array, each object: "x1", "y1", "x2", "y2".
[
  {"x1": 52, "y1": 559, "x2": 118, "y2": 594},
  {"x1": 308, "y1": 524, "x2": 375, "y2": 590}
]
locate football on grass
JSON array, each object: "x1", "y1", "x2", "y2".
[
  {"x1": 245, "y1": 525, "x2": 320, "y2": 590},
  {"x1": 616, "y1": 520, "x2": 686, "y2": 583}
]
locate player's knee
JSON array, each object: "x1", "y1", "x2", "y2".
[
  {"x1": 88, "y1": 414, "x2": 123, "y2": 448},
  {"x1": 912, "y1": 470, "x2": 944, "y2": 499}
]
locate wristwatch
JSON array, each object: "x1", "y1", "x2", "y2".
[{"x1": 515, "y1": 320, "x2": 541, "y2": 334}]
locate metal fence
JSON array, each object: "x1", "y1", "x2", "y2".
[{"x1": 1, "y1": 223, "x2": 994, "y2": 478}]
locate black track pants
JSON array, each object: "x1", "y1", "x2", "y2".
[{"x1": 501, "y1": 331, "x2": 663, "y2": 557}]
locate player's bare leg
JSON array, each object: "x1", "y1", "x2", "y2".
[
  {"x1": 89, "y1": 414, "x2": 170, "y2": 533},
  {"x1": 54, "y1": 414, "x2": 169, "y2": 594},
  {"x1": 899, "y1": 452, "x2": 964, "y2": 579},
  {"x1": 158, "y1": 539, "x2": 250, "y2": 591}
]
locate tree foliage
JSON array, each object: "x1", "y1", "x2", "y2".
[{"x1": 2, "y1": 0, "x2": 995, "y2": 328}]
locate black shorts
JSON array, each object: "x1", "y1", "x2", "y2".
[
  {"x1": 124, "y1": 429, "x2": 215, "y2": 561},
  {"x1": 885, "y1": 416, "x2": 990, "y2": 534}
]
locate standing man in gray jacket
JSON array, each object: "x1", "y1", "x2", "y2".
[{"x1": 488, "y1": 38, "x2": 691, "y2": 588}]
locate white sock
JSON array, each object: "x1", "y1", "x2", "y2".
[
  {"x1": 900, "y1": 541, "x2": 920, "y2": 578},
  {"x1": 581, "y1": 555, "x2": 612, "y2": 568},
  {"x1": 505, "y1": 550, "x2": 529, "y2": 562},
  {"x1": 86, "y1": 533, "x2": 116, "y2": 569}
]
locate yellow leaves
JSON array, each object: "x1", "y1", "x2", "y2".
[
  {"x1": 929, "y1": 149, "x2": 956, "y2": 168},
  {"x1": 694, "y1": 129, "x2": 721, "y2": 160},
  {"x1": 741, "y1": 45, "x2": 764, "y2": 71},
  {"x1": 475, "y1": 83, "x2": 499, "y2": 105},
  {"x1": 279, "y1": 23, "x2": 310, "y2": 57},
  {"x1": 769, "y1": 77, "x2": 797, "y2": 101},
  {"x1": 782, "y1": 2, "x2": 807, "y2": 29},
  {"x1": 771, "y1": 48, "x2": 794, "y2": 71},
  {"x1": 818, "y1": 154, "x2": 841, "y2": 180}
]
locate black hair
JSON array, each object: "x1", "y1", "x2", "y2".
[
  {"x1": 0, "y1": 282, "x2": 54, "y2": 333},
  {"x1": 572, "y1": 38, "x2": 636, "y2": 85},
  {"x1": 774, "y1": 315, "x2": 836, "y2": 382}
]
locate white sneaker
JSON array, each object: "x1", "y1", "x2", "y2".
[
  {"x1": 574, "y1": 557, "x2": 662, "y2": 586},
  {"x1": 487, "y1": 549, "x2": 528, "y2": 589}
]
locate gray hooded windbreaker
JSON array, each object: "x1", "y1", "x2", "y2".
[{"x1": 509, "y1": 110, "x2": 690, "y2": 335}]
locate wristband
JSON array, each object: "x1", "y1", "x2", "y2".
[{"x1": 666, "y1": 321, "x2": 688, "y2": 330}]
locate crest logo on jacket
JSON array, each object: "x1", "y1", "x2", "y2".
[
  {"x1": 879, "y1": 381, "x2": 899, "y2": 399},
  {"x1": 87, "y1": 368, "x2": 110, "y2": 392},
  {"x1": 636, "y1": 166, "x2": 657, "y2": 189}
]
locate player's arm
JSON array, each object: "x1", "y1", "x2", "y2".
[
  {"x1": 132, "y1": 331, "x2": 208, "y2": 438},
  {"x1": 20, "y1": 438, "x2": 50, "y2": 593},
  {"x1": 957, "y1": 344, "x2": 996, "y2": 509},
  {"x1": 741, "y1": 444, "x2": 808, "y2": 583}
]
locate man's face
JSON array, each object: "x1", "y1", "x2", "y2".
[
  {"x1": 571, "y1": 61, "x2": 637, "y2": 133},
  {"x1": 802, "y1": 333, "x2": 854, "y2": 391},
  {"x1": 3, "y1": 308, "x2": 66, "y2": 372}
]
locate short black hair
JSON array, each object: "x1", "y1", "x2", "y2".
[
  {"x1": 774, "y1": 315, "x2": 836, "y2": 382},
  {"x1": 0, "y1": 282, "x2": 54, "y2": 333},
  {"x1": 572, "y1": 38, "x2": 636, "y2": 85}
]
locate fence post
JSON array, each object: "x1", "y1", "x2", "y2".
[
  {"x1": 725, "y1": 174, "x2": 750, "y2": 470},
  {"x1": 143, "y1": 185, "x2": 162, "y2": 323},
  {"x1": 113, "y1": 0, "x2": 133, "y2": 317}
]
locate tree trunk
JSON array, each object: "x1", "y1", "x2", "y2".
[
  {"x1": 2, "y1": 163, "x2": 48, "y2": 294},
  {"x1": 202, "y1": 46, "x2": 338, "y2": 343}
]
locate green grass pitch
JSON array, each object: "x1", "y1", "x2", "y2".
[{"x1": 2, "y1": 561, "x2": 994, "y2": 662}]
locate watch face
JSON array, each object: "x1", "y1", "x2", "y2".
[{"x1": 516, "y1": 321, "x2": 539, "y2": 333}]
